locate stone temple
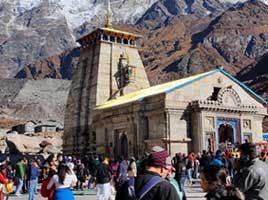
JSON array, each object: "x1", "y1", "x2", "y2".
[{"x1": 63, "y1": 24, "x2": 267, "y2": 158}]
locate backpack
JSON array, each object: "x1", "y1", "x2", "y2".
[
  {"x1": 40, "y1": 177, "x2": 55, "y2": 199},
  {"x1": 115, "y1": 176, "x2": 162, "y2": 200}
]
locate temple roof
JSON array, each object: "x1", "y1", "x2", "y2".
[
  {"x1": 95, "y1": 67, "x2": 267, "y2": 110},
  {"x1": 100, "y1": 27, "x2": 143, "y2": 38},
  {"x1": 77, "y1": 27, "x2": 142, "y2": 44}
]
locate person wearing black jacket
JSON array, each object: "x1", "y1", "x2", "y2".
[
  {"x1": 95, "y1": 158, "x2": 112, "y2": 200},
  {"x1": 134, "y1": 146, "x2": 180, "y2": 200},
  {"x1": 174, "y1": 153, "x2": 187, "y2": 200},
  {"x1": 76, "y1": 163, "x2": 89, "y2": 190}
]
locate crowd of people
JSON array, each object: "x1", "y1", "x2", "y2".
[{"x1": 0, "y1": 143, "x2": 267, "y2": 200}]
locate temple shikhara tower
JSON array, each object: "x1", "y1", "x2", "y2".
[
  {"x1": 63, "y1": 4, "x2": 267, "y2": 157},
  {"x1": 63, "y1": 8, "x2": 150, "y2": 155}
]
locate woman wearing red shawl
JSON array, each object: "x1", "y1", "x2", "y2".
[{"x1": 0, "y1": 164, "x2": 9, "y2": 200}]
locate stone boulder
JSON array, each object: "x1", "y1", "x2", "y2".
[
  {"x1": 39, "y1": 140, "x2": 53, "y2": 148},
  {"x1": 0, "y1": 132, "x2": 62, "y2": 154}
]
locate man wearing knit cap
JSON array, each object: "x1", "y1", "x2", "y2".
[{"x1": 135, "y1": 146, "x2": 180, "y2": 200}]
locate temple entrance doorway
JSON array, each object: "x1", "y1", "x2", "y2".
[
  {"x1": 114, "y1": 129, "x2": 128, "y2": 160},
  {"x1": 218, "y1": 123, "x2": 234, "y2": 149},
  {"x1": 120, "y1": 133, "x2": 128, "y2": 159}
]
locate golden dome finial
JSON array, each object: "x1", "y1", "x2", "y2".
[{"x1": 105, "y1": 0, "x2": 112, "y2": 28}]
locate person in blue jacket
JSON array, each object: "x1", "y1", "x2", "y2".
[{"x1": 28, "y1": 159, "x2": 39, "y2": 200}]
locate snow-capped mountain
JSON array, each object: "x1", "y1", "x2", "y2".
[
  {"x1": 11, "y1": 0, "x2": 159, "y2": 29},
  {"x1": 10, "y1": 0, "x2": 268, "y2": 29},
  {"x1": 1, "y1": 0, "x2": 268, "y2": 79},
  {"x1": 220, "y1": 0, "x2": 268, "y2": 3}
]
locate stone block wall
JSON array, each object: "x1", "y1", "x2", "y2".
[
  {"x1": 63, "y1": 42, "x2": 101, "y2": 154},
  {"x1": 170, "y1": 143, "x2": 188, "y2": 156},
  {"x1": 253, "y1": 115, "x2": 265, "y2": 143},
  {"x1": 98, "y1": 42, "x2": 150, "y2": 102}
]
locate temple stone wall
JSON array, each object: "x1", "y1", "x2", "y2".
[
  {"x1": 97, "y1": 42, "x2": 112, "y2": 105},
  {"x1": 148, "y1": 113, "x2": 165, "y2": 139},
  {"x1": 170, "y1": 143, "x2": 188, "y2": 156},
  {"x1": 135, "y1": 112, "x2": 147, "y2": 157},
  {"x1": 253, "y1": 115, "x2": 265, "y2": 143},
  {"x1": 95, "y1": 126, "x2": 105, "y2": 154},
  {"x1": 97, "y1": 42, "x2": 150, "y2": 102},
  {"x1": 166, "y1": 110, "x2": 189, "y2": 155},
  {"x1": 94, "y1": 110, "x2": 138, "y2": 158},
  {"x1": 168, "y1": 110, "x2": 188, "y2": 141},
  {"x1": 63, "y1": 42, "x2": 101, "y2": 154}
]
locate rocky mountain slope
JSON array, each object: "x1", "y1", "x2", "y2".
[
  {"x1": 1, "y1": 0, "x2": 268, "y2": 81},
  {"x1": 0, "y1": 1, "x2": 77, "y2": 78},
  {"x1": 137, "y1": 0, "x2": 229, "y2": 29},
  {"x1": 0, "y1": 79, "x2": 70, "y2": 123},
  {"x1": 0, "y1": 0, "x2": 160, "y2": 79},
  {"x1": 138, "y1": 0, "x2": 268, "y2": 84},
  {"x1": 237, "y1": 52, "x2": 268, "y2": 99},
  {"x1": 15, "y1": 48, "x2": 80, "y2": 80}
]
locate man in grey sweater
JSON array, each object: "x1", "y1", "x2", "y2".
[{"x1": 234, "y1": 143, "x2": 268, "y2": 200}]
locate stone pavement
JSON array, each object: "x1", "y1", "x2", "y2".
[
  {"x1": 185, "y1": 184, "x2": 205, "y2": 200},
  {"x1": 8, "y1": 183, "x2": 205, "y2": 200}
]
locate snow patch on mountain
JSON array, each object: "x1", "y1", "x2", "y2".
[
  {"x1": 54, "y1": 0, "x2": 103, "y2": 28},
  {"x1": 220, "y1": 0, "x2": 268, "y2": 4},
  {"x1": 9, "y1": 0, "x2": 158, "y2": 29},
  {"x1": 13, "y1": 0, "x2": 42, "y2": 13},
  {"x1": 8, "y1": 0, "x2": 268, "y2": 29}
]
